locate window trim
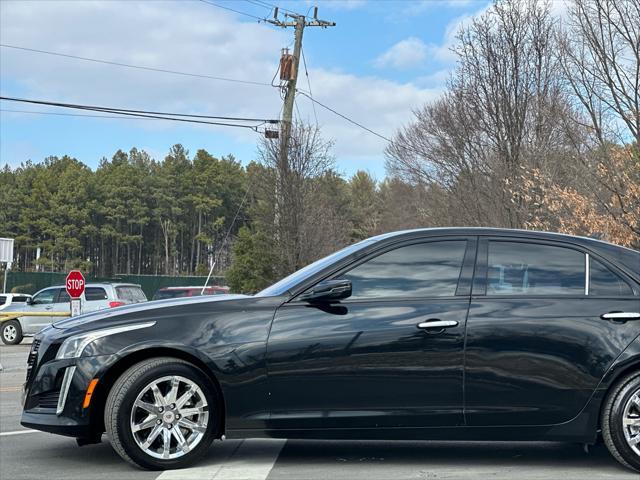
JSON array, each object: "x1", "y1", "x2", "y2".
[
  {"x1": 479, "y1": 238, "x2": 586, "y2": 298},
  {"x1": 475, "y1": 237, "x2": 638, "y2": 298},
  {"x1": 585, "y1": 253, "x2": 590, "y2": 296},
  {"x1": 291, "y1": 236, "x2": 476, "y2": 303},
  {"x1": 588, "y1": 253, "x2": 637, "y2": 297}
]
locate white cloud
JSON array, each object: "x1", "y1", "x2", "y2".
[
  {"x1": 375, "y1": 37, "x2": 428, "y2": 70},
  {"x1": 0, "y1": 0, "x2": 440, "y2": 166}
]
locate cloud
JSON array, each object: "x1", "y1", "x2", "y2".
[
  {"x1": 375, "y1": 37, "x2": 428, "y2": 70},
  {"x1": 0, "y1": 0, "x2": 440, "y2": 166}
]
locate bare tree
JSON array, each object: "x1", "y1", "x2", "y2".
[
  {"x1": 387, "y1": 0, "x2": 576, "y2": 228},
  {"x1": 258, "y1": 122, "x2": 340, "y2": 276},
  {"x1": 561, "y1": 0, "x2": 640, "y2": 147},
  {"x1": 556, "y1": 0, "x2": 640, "y2": 238}
]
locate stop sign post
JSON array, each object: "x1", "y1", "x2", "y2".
[{"x1": 66, "y1": 270, "x2": 85, "y2": 316}]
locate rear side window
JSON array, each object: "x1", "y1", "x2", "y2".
[
  {"x1": 13, "y1": 296, "x2": 29, "y2": 302},
  {"x1": 57, "y1": 289, "x2": 71, "y2": 302},
  {"x1": 590, "y1": 258, "x2": 634, "y2": 296},
  {"x1": 340, "y1": 240, "x2": 468, "y2": 299},
  {"x1": 0, "y1": 296, "x2": 6, "y2": 305},
  {"x1": 152, "y1": 289, "x2": 185, "y2": 300},
  {"x1": 488, "y1": 242, "x2": 585, "y2": 295},
  {"x1": 85, "y1": 287, "x2": 108, "y2": 301},
  {"x1": 116, "y1": 286, "x2": 147, "y2": 302}
]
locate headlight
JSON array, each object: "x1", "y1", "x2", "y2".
[{"x1": 56, "y1": 322, "x2": 156, "y2": 359}]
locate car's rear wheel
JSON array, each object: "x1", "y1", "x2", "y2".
[
  {"x1": 104, "y1": 357, "x2": 219, "y2": 470},
  {"x1": 1, "y1": 320, "x2": 23, "y2": 345},
  {"x1": 602, "y1": 371, "x2": 640, "y2": 472}
]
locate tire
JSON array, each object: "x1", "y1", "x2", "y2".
[
  {"x1": 1, "y1": 320, "x2": 23, "y2": 345},
  {"x1": 601, "y1": 371, "x2": 640, "y2": 472},
  {"x1": 104, "y1": 357, "x2": 220, "y2": 470}
]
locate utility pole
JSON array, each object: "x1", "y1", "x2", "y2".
[{"x1": 268, "y1": 8, "x2": 335, "y2": 256}]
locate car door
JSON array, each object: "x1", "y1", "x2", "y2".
[
  {"x1": 266, "y1": 236, "x2": 476, "y2": 430},
  {"x1": 465, "y1": 237, "x2": 640, "y2": 426},
  {"x1": 20, "y1": 288, "x2": 59, "y2": 333}
]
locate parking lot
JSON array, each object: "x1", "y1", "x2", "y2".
[{"x1": 0, "y1": 340, "x2": 636, "y2": 480}]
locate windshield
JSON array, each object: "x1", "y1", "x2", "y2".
[{"x1": 256, "y1": 239, "x2": 376, "y2": 297}]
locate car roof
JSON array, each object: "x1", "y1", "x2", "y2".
[{"x1": 368, "y1": 227, "x2": 631, "y2": 248}]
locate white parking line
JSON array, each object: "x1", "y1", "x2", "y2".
[
  {"x1": 0, "y1": 429, "x2": 39, "y2": 436},
  {"x1": 157, "y1": 439, "x2": 286, "y2": 480}
]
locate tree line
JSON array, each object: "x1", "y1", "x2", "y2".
[
  {"x1": 1, "y1": 0, "x2": 638, "y2": 294},
  {"x1": 0, "y1": 146, "x2": 247, "y2": 277}
]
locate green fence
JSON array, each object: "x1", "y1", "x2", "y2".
[{"x1": 3, "y1": 271, "x2": 226, "y2": 299}]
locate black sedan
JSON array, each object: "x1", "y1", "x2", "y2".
[{"x1": 21, "y1": 228, "x2": 640, "y2": 471}]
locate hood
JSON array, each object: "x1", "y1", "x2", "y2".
[{"x1": 51, "y1": 293, "x2": 249, "y2": 330}]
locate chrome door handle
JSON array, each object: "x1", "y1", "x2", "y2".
[
  {"x1": 601, "y1": 312, "x2": 640, "y2": 321},
  {"x1": 45, "y1": 306, "x2": 53, "y2": 310},
  {"x1": 417, "y1": 319, "x2": 459, "y2": 329}
]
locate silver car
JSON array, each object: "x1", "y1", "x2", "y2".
[{"x1": 0, "y1": 283, "x2": 147, "y2": 345}]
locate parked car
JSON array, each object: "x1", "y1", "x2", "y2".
[
  {"x1": 1, "y1": 283, "x2": 146, "y2": 345},
  {"x1": 20, "y1": 229, "x2": 640, "y2": 471},
  {"x1": 0, "y1": 293, "x2": 32, "y2": 310},
  {"x1": 152, "y1": 285, "x2": 230, "y2": 300}
]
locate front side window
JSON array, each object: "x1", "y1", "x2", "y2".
[
  {"x1": 32, "y1": 289, "x2": 56, "y2": 305},
  {"x1": 487, "y1": 241, "x2": 584, "y2": 296},
  {"x1": 590, "y1": 258, "x2": 634, "y2": 296},
  {"x1": 340, "y1": 241, "x2": 467, "y2": 299}
]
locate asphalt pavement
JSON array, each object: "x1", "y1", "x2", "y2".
[{"x1": 1, "y1": 339, "x2": 637, "y2": 480}]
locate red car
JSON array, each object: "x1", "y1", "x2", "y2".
[{"x1": 151, "y1": 285, "x2": 230, "y2": 300}]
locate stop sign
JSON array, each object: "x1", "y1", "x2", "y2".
[{"x1": 66, "y1": 270, "x2": 85, "y2": 299}]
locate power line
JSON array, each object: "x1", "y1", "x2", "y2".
[
  {"x1": 0, "y1": 108, "x2": 161, "y2": 121},
  {"x1": 296, "y1": 91, "x2": 392, "y2": 143},
  {"x1": 245, "y1": 0, "x2": 273, "y2": 13},
  {"x1": 300, "y1": 47, "x2": 318, "y2": 127},
  {"x1": 0, "y1": 97, "x2": 277, "y2": 130},
  {"x1": 245, "y1": 0, "x2": 304, "y2": 17},
  {"x1": 1, "y1": 96, "x2": 279, "y2": 123},
  {"x1": 0, "y1": 44, "x2": 271, "y2": 87},
  {"x1": 198, "y1": 0, "x2": 267, "y2": 21}
]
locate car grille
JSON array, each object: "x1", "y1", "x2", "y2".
[
  {"x1": 25, "y1": 338, "x2": 41, "y2": 384},
  {"x1": 36, "y1": 390, "x2": 60, "y2": 409}
]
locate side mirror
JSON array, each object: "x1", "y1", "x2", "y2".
[
  {"x1": 26, "y1": 297, "x2": 33, "y2": 305},
  {"x1": 299, "y1": 279, "x2": 352, "y2": 303}
]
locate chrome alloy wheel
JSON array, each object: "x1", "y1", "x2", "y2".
[
  {"x1": 3, "y1": 324, "x2": 17, "y2": 342},
  {"x1": 622, "y1": 388, "x2": 640, "y2": 455},
  {"x1": 130, "y1": 375, "x2": 209, "y2": 460}
]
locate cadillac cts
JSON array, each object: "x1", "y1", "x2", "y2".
[{"x1": 21, "y1": 228, "x2": 640, "y2": 471}]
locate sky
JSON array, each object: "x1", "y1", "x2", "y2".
[{"x1": 0, "y1": 0, "x2": 495, "y2": 178}]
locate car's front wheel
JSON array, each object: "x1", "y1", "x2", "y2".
[
  {"x1": 602, "y1": 371, "x2": 640, "y2": 472},
  {"x1": 1, "y1": 320, "x2": 23, "y2": 345},
  {"x1": 104, "y1": 357, "x2": 219, "y2": 470}
]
